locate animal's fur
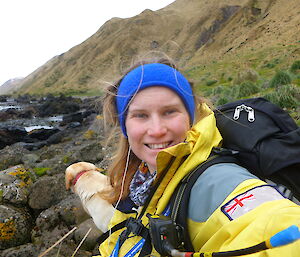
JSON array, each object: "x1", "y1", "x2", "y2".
[{"x1": 65, "y1": 162, "x2": 115, "y2": 232}]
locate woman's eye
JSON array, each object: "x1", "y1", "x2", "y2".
[
  {"x1": 133, "y1": 113, "x2": 147, "y2": 118},
  {"x1": 165, "y1": 109, "x2": 177, "y2": 115}
]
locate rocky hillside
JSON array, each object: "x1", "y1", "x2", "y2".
[
  {"x1": 3, "y1": 0, "x2": 299, "y2": 96},
  {"x1": 0, "y1": 78, "x2": 24, "y2": 95}
]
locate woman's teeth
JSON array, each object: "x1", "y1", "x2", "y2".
[{"x1": 147, "y1": 142, "x2": 170, "y2": 149}]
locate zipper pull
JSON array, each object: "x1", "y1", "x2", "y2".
[
  {"x1": 232, "y1": 104, "x2": 255, "y2": 122},
  {"x1": 247, "y1": 107, "x2": 255, "y2": 122},
  {"x1": 233, "y1": 105, "x2": 241, "y2": 120}
]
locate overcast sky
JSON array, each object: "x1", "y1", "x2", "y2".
[{"x1": 0, "y1": 0, "x2": 175, "y2": 86}]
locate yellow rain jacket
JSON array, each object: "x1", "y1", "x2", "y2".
[{"x1": 98, "y1": 104, "x2": 300, "y2": 257}]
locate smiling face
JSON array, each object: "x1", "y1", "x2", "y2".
[{"x1": 125, "y1": 86, "x2": 191, "y2": 173}]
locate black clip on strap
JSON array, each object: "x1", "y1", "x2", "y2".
[
  {"x1": 119, "y1": 217, "x2": 149, "y2": 248},
  {"x1": 126, "y1": 217, "x2": 144, "y2": 236}
]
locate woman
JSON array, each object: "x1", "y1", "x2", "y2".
[{"x1": 67, "y1": 59, "x2": 300, "y2": 256}]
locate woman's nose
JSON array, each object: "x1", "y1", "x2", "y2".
[{"x1": 147, "y1": 116, "x2": 167, "y2": 137}]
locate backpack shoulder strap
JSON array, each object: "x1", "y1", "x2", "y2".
[
  {"x1": 169, "y1": 154, "x2": 239, "y2": 251},
  {"x1": 97, "y1": 219, "x2": 128, "y2": 244}
]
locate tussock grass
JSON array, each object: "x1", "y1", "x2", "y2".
[
  {"x1": 269, "y1": 70, "x2": 292, "y2": 88},
  {"x1": 263, "y1": 84, "x2": 300, "y2": 109}
]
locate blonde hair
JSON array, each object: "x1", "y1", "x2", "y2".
[{"x1": 102, "y1": 57, "x2": 209, "y2": 204}]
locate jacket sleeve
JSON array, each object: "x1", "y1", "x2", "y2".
[{"x1": 187, "y1": 163, "x2": 300, "y2": 256}]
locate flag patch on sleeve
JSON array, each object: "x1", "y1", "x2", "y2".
[{"x1": 221, "y1": 185, "x2": 284, "y2": 220}]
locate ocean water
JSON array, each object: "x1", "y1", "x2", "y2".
[{"x1": 1, "y1": 100, "x2": 63, "y2": 132}]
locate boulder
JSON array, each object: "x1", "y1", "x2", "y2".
[
  {"x1": 35, "y1": 194, "x2": 89, "y2": 232},
  {"x1": 74, "y1": 218, "x2": 102, "y2": 251},
  {"x1": 0, "y1": 165, "x2": 36, "y2": 205},
  {"x1": 0, "y1": 243, "x2": 38, "y2": 257},
  {"x1": 60, "y1": 112, "x2": 84, "y2": 126},
  {"x1": 16, "y1": 108, "x2": 34, "y2": 119},
  {"x1": 21, "y1": 153, "x2": 40, "y2": 168},
  {"x1": 32, "y1": 224, "x2": 92, "y2": 257},
  {"x1": 0, "y1": 126, "x2": 27, "y2": 149},
  {"x1": 0, "y1": 109, "x2": 19, "y2": 122},
  {"x1": 0, "y1": 144, "x2": 30, "y2": 170},
  {"x1": 25, "y1": 128, "x2": 60, "y2": 141},
  {"x1": 0, "y1": 205, "x2": 33, "y2": 250},
  {"x1": 73, "y1": 141, "x2": 103, "y2": 163},
  {"x1": 21, "y1": 142, "x2": 48, "y2": 151},
  {"x1": 31, "y1": 195, "x2": 92, "y2": 256},
  {"x1": 36, "y1": 97, "x2": 80, "y2": 117},
  {"x1": 28, "y1": 174, "x2": 68, "y2": 210}
]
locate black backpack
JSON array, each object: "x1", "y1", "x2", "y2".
[
  {"x1": 215, "y1": 97, "x2": 300, "y2": 199},
  {"x1": 170, "y1": 97, "x2": 300, "y2": 251}
]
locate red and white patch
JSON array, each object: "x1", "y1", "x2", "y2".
[{"x1": 221, "y1": 185, "x2": 284, "y2": 220}]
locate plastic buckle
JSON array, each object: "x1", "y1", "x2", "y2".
[{"x1": 126, "y1": 217, "x2": 144, "y2": 236}]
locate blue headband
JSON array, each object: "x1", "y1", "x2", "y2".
[{"x1": 116, "y1": 63, "x2": 195, "y2": 137}]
